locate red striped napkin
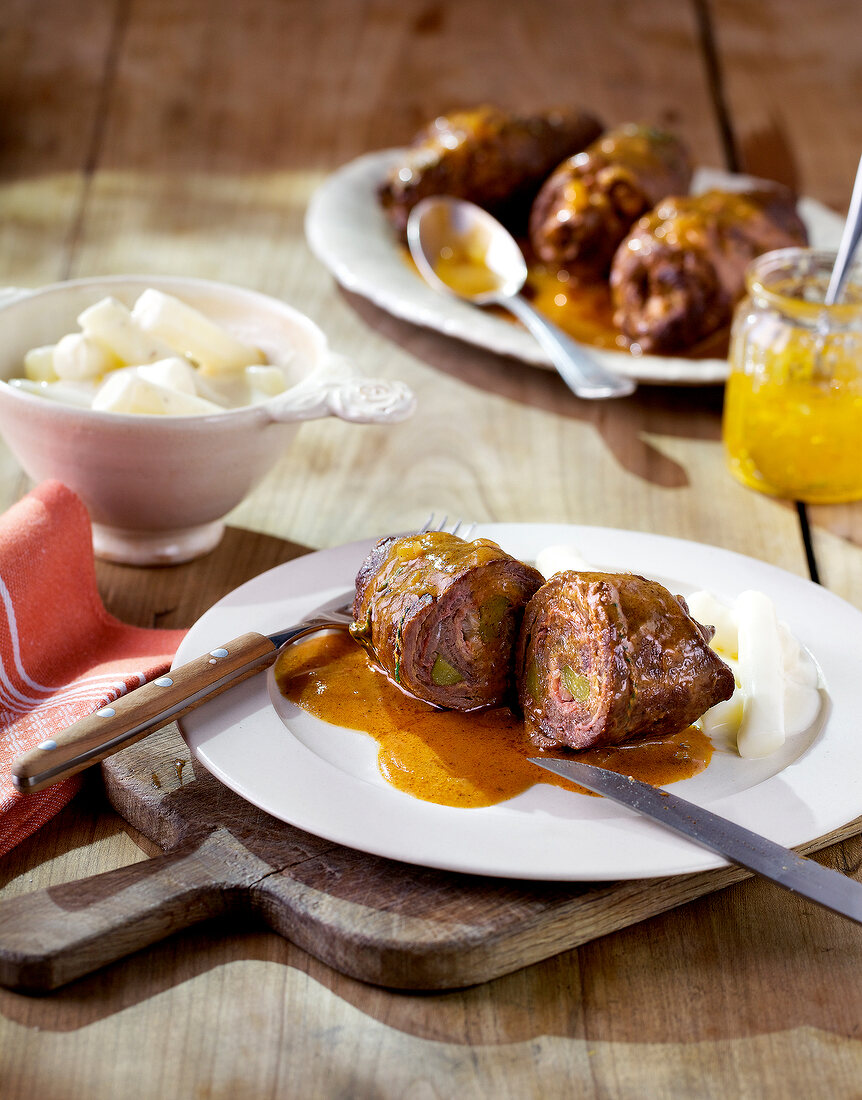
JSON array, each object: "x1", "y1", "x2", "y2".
[{"x1": 0, "y1": 481, "x2": 186, "y2": 857}]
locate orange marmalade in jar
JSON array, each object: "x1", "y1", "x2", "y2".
[{"x1": 723, "y1": 248, "x2": 862, "y2": 503}]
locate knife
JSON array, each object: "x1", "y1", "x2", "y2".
[{"x1": 529, "y1": 757, "x2": 862, "y2": 924}]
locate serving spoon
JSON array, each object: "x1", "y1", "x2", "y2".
[
  {"x1": 824, "y1": 152, "x2": 862, "y2": 305},
  {"x1": 407, "y1": 196, "x2": 636, "y2": 400}
]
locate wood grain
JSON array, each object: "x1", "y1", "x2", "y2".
[
  {"x1": 2, "y1": 721, "x2": 860, "y2": 994},
  {"x1": 1, "y1": 0, "x2": 862, "y2": 1095},
  {"x1": 708, "y1": 0, "x2": 862, "y2": 594},
  {"x1": 711, "y1": 0, "x2": 862, "y2": 208}
]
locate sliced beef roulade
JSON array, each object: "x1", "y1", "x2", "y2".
[
  {"x1": 528, "y1": 124, "x2": 693, "y2": 274},
  {"x1": 351, "y1": 531, "x2": 544, "y2": 711},
  {"x1": 516, "y1": 571, "x2": 735, "y2": 750},
  {"x1": 379, "y1": 104, "x2": 604, "y2": 239},
  {"x1": 610, "y1": 186, "x2": 809, "y2": 353}
]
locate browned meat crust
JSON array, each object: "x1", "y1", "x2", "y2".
[
  {"x1": 379, "y1": 105, "x2": 604, "y2": 238},
  {"x1": 351, "y1": 531, "x2": 544, "y2": 711},
  {"x1": 528, "y1": 124, "x2": 693, "y2": 274},
  {"x1": 516, "y1": 571, "x2": 735, "y2": 750},
  {"x1": 610, "y1": 186, "x2": 809, "y2": 353}
]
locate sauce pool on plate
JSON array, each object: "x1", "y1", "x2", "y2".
[
  {"x1": 275, "y1": 632, "x2": 713, "y2": 808},
  {"x1": 404, "y1": 247, "x2": 729, "y2": 358}
]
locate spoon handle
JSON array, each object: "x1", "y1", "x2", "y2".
[
  {"x1": 825, "y1": 153, "x2": 862, "y2": 305},
  {"x1": 503, "y1": 293, "x2": 636, "y2": 399}
]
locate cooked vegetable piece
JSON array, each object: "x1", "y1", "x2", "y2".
[
  {"x1": 479, "y1": 595, "x2": 510, "y2": 643},
  {"x1": 561, "y1": 665, "x2": 590, "y2": 702},
  {"x1": 431, "y1": 655, "x2": 464, "y2": 686},
  {"x1": 523, "y1": 659, "x2": 539, "y2": 704}
]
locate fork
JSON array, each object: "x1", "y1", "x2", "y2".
[{"x1": 11, "y1": 515, "x2": 474, "y2": 793}]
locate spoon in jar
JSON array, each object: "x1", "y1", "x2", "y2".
[
  {"x1": 824, "y1": 152, "x2": 862, "y2": 305},
  {"x1": 407, "y1": 196, "x2": 636, "y2": 400}
]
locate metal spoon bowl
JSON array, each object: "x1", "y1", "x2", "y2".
[{"x1": 406, "y1": 196, "x2": 636, "y2": 400}]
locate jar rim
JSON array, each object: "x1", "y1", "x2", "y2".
[{"x1": 745, "y1": 247, "x2": 862, "y2": 321}]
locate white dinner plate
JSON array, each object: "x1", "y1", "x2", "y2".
[
  {"x1": 305, "y1": 151, "x2": 844, "y2": 386},
  {"x1": 177, "y1": 524, "x2": 862, "y2": 881}
]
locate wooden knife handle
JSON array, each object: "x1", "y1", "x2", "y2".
[{"x1": 11, "y1": 632, "x2": 278, "y2": 793}]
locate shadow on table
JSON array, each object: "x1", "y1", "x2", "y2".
[
  {"x1": 3, "y1": 525, "x2": 860, "y2": 1045},
  {"x1": 95, "y1": 525, "x2": 314, "y2": 630},
  {"x1": 2, "y1": 724, "x2": 861, "y2": 1047},
  {"x1": 2, "y1": 845, "x2": 861, "y2": 1045},
  {"x1": 342, "y1": 288, "x2": 727, "y2": 491}
]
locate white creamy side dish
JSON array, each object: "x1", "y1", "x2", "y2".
[
  {"x1": 535, "y1": 543, "x2": 822, "y2": 760},
  {"x1": 685, "y1": 589, "x2": 820, "y2": 759},
  {"x1": 10, "y1": 289, "x2": 288, "y2": 415}
]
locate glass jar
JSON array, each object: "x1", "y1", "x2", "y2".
[{"x1": 723, "y1": 248, "x2": 862, "y2": 503}]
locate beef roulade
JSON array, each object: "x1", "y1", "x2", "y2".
[
  {"x1": 516, "y1": 571, "x2": 735, "y2": 750},
  {"x1": 528, "y1": 124, "x2": 693, "y2": 274},
  {"x1": 379, "y1": 105, "x2": 604, "y2": 239},
  {"x1": 351, "y1": 531, "x2": 544, "y2": 710},
  {"x1": 610, "y1": 186, "x2": 809, "y2": 353}
]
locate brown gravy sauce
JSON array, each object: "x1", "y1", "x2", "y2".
[
  {"x1": 524, "y1": 265, "x2": 625, "y2": 351},
  {"x1": 275, "y1": 632, "x2": 713, "y2": 809},
  {"x1": 523, "y1": 265, "x2": 730, "y2": 358},
  {"x1": 402, "y1": 248, "x2": 730, "y2": 359}
]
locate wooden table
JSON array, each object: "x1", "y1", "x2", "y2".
[{"x1": 2, "y1": 1, "x2": 862, "y2": 1095}]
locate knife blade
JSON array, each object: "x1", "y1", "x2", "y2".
[{"x1": 529, "y1": 757, "x2": 862, "y2": 924}]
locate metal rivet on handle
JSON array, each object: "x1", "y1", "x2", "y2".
[
  {"x1": 37, "y1": 739, "x2": 57, "y2": 751},
  {"x1": 154, "y1": 676, "x2": 173, "y2": 687},
  {"x1": 97, "y1": 707, "x2": 116, "y2": 717}
]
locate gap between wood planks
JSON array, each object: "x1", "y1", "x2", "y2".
[
  {"x1": 60, "y1": 0, "x2": 132, "y2": 279},
  {"x1": 693, "y1": 0, "x2": 821, "y2": 586},
  {"x1": 59, "y1": 0, "x2": 826, "y2": 588}
]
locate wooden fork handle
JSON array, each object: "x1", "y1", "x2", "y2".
[{"x1": 11, "y1": 632, "x2": 278, "y2": 793}]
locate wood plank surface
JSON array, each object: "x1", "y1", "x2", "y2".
[
  {"x1": 6, "y1": 719, "x2": 861, "y2": 994},
  {"x1": 709, "y1": 0, "x2": 862, "y2": 606},
  {"x1": 1, "y1": 0, "x2": 861, "y2": 1097}
]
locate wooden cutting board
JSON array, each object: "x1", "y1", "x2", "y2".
[{"x1": 1, "y1": 722, "x2": 860, "y2": 993}]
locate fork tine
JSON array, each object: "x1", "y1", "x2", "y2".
[
  {"x1": 421, "y1": 513, "x2": 447, "y2": 532},
  {"x1": 417, "y1": 514, "x2": 475, "y2": 538}
]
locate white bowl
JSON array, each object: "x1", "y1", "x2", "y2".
[{"x1": 0, "y1": 276, "x2": 414, "y2": 565}]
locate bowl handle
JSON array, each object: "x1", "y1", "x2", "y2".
[{"x1": 265, "y1": 355, "x2": 416, "y2": 424}]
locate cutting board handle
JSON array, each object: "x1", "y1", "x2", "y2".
[{"x1": 0, "y1": 834, "x2": 238, "y2": 992}]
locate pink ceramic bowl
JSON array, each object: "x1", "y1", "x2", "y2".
[{"x1": 0, "y1": 276, "x2": 414, "y2": 564}]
